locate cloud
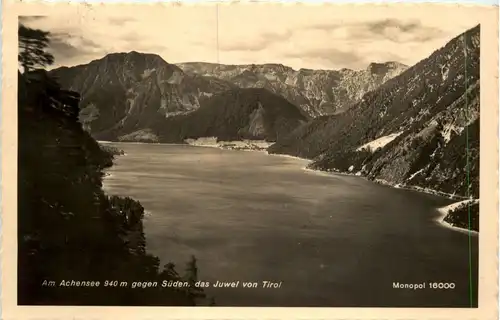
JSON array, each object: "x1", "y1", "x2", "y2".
[
  {"x1": 119, "y1": 32, "x2": 141, "y2": 43},
  {"x1": 368, "y1": 19, "x2": 419, "y2": 34},
  {"x1": 219, "y1": 29, "x2": 293, "y2": 52},
  {"x1": 107, "y1": 17, "x2": 135, "y2": 26},
  {"x1": 304, "y1": 21, "x2": 342, "y2": 32},
  {"x1": 16, "y1": 4, "x2": 482, "y2": 70},
  {"x1": 218, "y1": 17, "x2": 445, "y2": 69},
  {"x1": 357, "y1": 19, "x2": 445, "y2": 43},
  {"x1": 283, "y1": 47, "x2": 365, "y2": 69},
  {"x1": 305, "y1": 18, "x2": 446, "y2": 43},
  {"x1": 48, "y1": 32, "x2": 103, "y2": 63},
  {"x1": 19, "y1": 16, "x2": 47, "y2": 24},
  {"x1": 303, "y1": 18, "x2": 445, "y2": 44}
]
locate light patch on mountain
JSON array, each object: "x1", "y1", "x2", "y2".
[
  {"x1": 269, "y1": 25, "x2": 480, "y2": 209},
  {"x1": 50, "y1": 51, "x2": 236, "y2": 140},
  {"x1": 356, "y1": 131, "x2": 403, "y2": 152}
]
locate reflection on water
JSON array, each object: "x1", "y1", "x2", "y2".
[{"x1": 103, "y1": 143, "x2": 478, "y2": 307}]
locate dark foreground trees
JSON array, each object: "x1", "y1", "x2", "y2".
[
  {"x1": 18, "y1": 24, "x2": 54, "y2": 72},
  {"x1": 18, "y1": 23, "x2": 208, "y2": 306}
]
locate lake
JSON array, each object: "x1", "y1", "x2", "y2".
[{"x1": 102, "y1": 142, "x2": 478, "y2": 307}]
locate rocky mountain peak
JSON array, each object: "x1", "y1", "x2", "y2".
[
  {"x1": 99, "y1": 51, "x2": 177, "y2": 72},
  {"x1": 49, "y1": 51, "x2": 235, "y2": 140},
  {"x1": 177, "y1": 61, "x2": 407, "y2": 116},
  {"x1": 103, "y1": 50, "x2": 163, "y2": 61},
  {"x1": 464, "y1": 24, "x2": 480, "y2": 49},
  {"x1": 269, "y1": 24, "x2": 480, "y2": 201},
  {"x1": 366, "y1": 61, "x2": 408, "y2": 76},
  {"x1": 251, "y1": 63, "x2": 293, "y2": 73}
]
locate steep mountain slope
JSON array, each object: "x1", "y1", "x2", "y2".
[
  {"x1": 177, "y1": 61, "x2": 407, "y2": 116},
  {"x1": 18, "y1": 70, "x2": 207, "y2": 305},
  {"x1": 49, "y1": 51, "x2": 235, "y2": 140},
  {"x1": 269, "y1": 25, "x2": 480, "y2": 208},
  {"x1": 119, "y1": 88, "x2": 309, "y2": 143}
]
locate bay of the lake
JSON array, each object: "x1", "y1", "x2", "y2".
[{"x1": 102, "y1": 142, "x2": 478, "y2": 307}]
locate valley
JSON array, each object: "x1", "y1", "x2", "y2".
[
  {"x1": 16, "y1": 8, "x2": 483, "y2": 309},
  {"x1": 50, "y1": 25, "x2": 481, "y2": 233}
]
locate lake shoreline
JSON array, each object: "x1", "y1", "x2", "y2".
[
  {"x1": 269, "y1": 152, "x2": 478, "y2": 235},
  {"x1": 99, "y1": 140, "x2": 478, "y2": 234},
  {"x1": 99, "y1": 141, "x2": 478, "y2": 307}
]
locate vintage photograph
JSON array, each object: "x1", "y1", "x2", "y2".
[{"x1": 15, "y1": 3, "x2": 486, "y2": 309}]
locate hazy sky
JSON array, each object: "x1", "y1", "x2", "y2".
[{"x1": 19, "y1": 4, "x2": 484, "y2": 70}]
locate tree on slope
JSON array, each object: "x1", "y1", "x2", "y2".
[{"x1": 18, "y1": 23, "x2": 54, "y2": 73}]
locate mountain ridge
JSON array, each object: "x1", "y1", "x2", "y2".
[
  {"x1": 49, "y1": 51, "x2": 237, "y2": 140},
  {"x1": 269, "y1": 24, "x2": 480, "y2": 231},
  {"x1": 118, "y1": 87, "x2": 309, "y2": 143},
  {"x1": 177, "y1": 60, "x2": 408, "y2": 116},
  {"x1": 50, "y1": 51, "x2": 406, "y2": 141},
  {"x1": 177, "y1": 60, "x2": 405, "y2": 74}
]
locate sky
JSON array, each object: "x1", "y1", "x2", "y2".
[{"x1": 19, "y1": 3, "x2": 485, "y2": 71}]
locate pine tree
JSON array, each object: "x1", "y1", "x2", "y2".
[
  {"x1": 183, "y1": 255, "x2": 206, "y2": 304},
  {"x1": 162, "y1": 262, "x2": 180, "y2": 279},
  {"x1": 18, "y1": 24, "x2": 54, "y2": 73},
  {"x1": 79, "y1": 103, "x2": 100, "y2": 131}
]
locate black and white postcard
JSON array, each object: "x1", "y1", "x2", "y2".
[{"x1": 2, "y1": 1, "x2": 499, "y2": 319}]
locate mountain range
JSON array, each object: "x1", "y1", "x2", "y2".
[
  {"x1": 49, "y1": 24, "x2": 480, "y2": 230},
  {"x1": 148, "y1": 88, "x2": 309, "y2": 143},
  {"x1": 49, "y1": 52, "x2": 236, "y2": 140},
  {"x1": 49, "y1": 53, "x2": 406, "y2": 141},
  {"x1": 269, "y1": 25, "x2": 479, "y2": 199},
  {"x1": 177, "y1": 61, "x2": 408, "y2": 116},
  {"x1": 269, "y1": 24, "x2": 480, "y2": 231}
]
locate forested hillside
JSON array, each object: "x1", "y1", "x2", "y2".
[
  {"x1": 138, "y1": 88, "x2": 309, "y2": 143},
  {"x1": 269, "y1": 25, "x2": 480, "y2": 230}
]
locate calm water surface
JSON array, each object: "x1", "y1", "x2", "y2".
[{"x1": 102, "y1": 142, "x2": 478, "y2": 307}]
